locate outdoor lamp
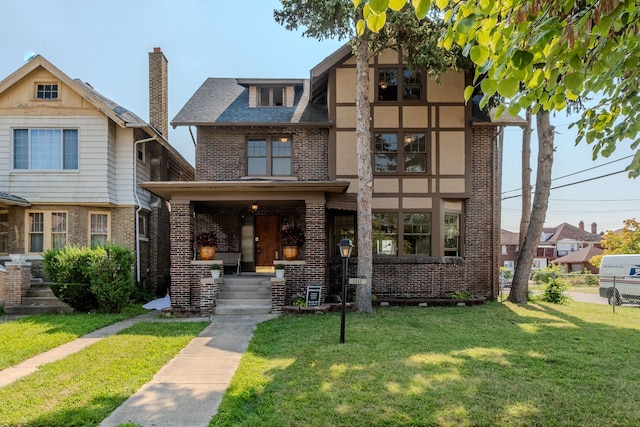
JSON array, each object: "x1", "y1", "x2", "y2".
[{"x1": 338, "y1": 238, "x2": 354, "y2": 344}]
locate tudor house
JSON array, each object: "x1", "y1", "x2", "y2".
[
  {"x1": 0, "y1": 49, "x2": 194, "y2": 297},
  {"x1": 143, "y1": 45, "x2": 515, "y2": 313}
]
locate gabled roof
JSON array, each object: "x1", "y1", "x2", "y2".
[
  {"x1": 172, "y1": 78, "x2": 329, "y2": 127},
  {"x1": 0, "y1": 55, "x2": 193, "y2": 176},
  {"x1": 542, "y1": 222, "x2": 602, "y2": 243},
  {"x1": 553, "y1": 246, "x2": 603, "y2": 264},
  {"x1": 501, "y1": 229, "x2": 520, "y2": 245}
]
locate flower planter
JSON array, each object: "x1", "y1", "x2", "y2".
[
  {"x1": 211, "y1": 269, "x2": 221, "y2": 278},
  {"x1": 200, "y1": 246, "x2": 216, "y2": 260},
  {"x1": 282, "y1": 246, "x2": 299, "y2": 261}
]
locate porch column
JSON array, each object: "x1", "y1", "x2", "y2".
[
  {"x1": 305, "y1": 197, "x2": 326, "y2": 296},
  {"x1": 4, "y1": 261, "x2": 31, "y2": 306},
  {"x1": 170, "y1": 200, "x2": 194, "y2": 308}
]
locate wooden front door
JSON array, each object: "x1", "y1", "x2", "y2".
[{"x1": 255, "y1": 215, "x2": 280, "y2": 268}]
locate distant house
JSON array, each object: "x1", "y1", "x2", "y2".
[
  {"x1": 552, "y1": 246, "x2": 603, "y2": 273},
  {"x1": 142, "y1": 44, "x2": 525, "y2": 315},
  {"x1": 0, "y1": 49, "x2": 194, "y2": 295},
  {"x1": 500, "y1": 229, "x2": 520, "y2": 272}
]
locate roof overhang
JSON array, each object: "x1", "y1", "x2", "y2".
[
  {"x1": 140, "y1": 180, "x2": 351, "y2": 201},
  {"x1": 0, "y1": 192, "x2": 31, "y2": 207}
]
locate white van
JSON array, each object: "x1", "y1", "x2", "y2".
[{"x1": 599, "y1": 254, "x2": 640, "y2": 305}]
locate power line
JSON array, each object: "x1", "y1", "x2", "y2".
[
  {"x1": 502, "y1": 155, "x2": 634, "y2": 195},
  {"x1": 502, "y1": 170, "x2": 627, "y2": 200}
]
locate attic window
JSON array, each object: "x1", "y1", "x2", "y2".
[
  {"x1": 36, "y1": 84, "x2": 58, "y2": 99},
  {"x1": 258, "y1": 87, "x2": 285, "y2": 107}
]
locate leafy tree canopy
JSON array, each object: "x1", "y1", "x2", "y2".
[
  {"x1": 361, "y1": 0, "x2": 640, "y2": 177},
  {"x1": 591, "y1": 218, "x2": 640, "y2": 267}
]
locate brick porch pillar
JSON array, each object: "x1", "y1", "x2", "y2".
[
  {"x1": 170, "y1": 200, "x2": 194, "y2": 308},
  {"x1": 4, "y1": 261, "x2": 32, "y2": 306},
  {"x1": 304, "y1": 197, "x2": 326, "y2": 300}
]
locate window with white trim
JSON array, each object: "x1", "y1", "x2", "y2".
[
  {"x1": 90, "y1": 213, "x2": 109, "y2": 247},
  {"x1": 27, "y1": 211, "x2": 67, "y2": 252},
  {"x1": 13, "y1": 129, "x2": 78, "y2": 170}
]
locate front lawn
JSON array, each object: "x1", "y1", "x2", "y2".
[
  {"x1": 0, "y1": 321, "x2": 208, "y2": 427},
  {"x1": 0, "y1": 308, "x2": 146, "y2": 370},
  {"x1": 212, "y1": 302, "x2": 640, "y2": 426}
]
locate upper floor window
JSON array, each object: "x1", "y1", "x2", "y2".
[
  {"x1": 36, "y1": 83, "x2": 58, "y2": 99},
  {"x1": 247, "y1": 136, "x2": 292, "y2": 176},
  {"x1": 13, "y1": 129, "x2": 78, "y2": 170},
  {"x1": 28, "y1": 211, "x2": 67, "y2": 253},
  {"x1": 258, "y1": 87, "x2": 285, "y2": 107},
  {"x1": 90, "y1": 212, "x2": 109, "y2": 247},
  {"x1": 0, "y1": 211, "x2": 8, "y2": 254},
  {"x1": 374, "y1": 133, "x2": 428, "y2": 173},
  {"x1": 377, "y1": 68, "x2": 422, "y2": 101}
]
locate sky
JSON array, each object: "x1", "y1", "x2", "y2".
[{"x1": 1, "y1": 0, "x2": 637, "y2": 234}]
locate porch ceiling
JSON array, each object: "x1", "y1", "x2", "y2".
[{"x1": 140, "y1": 180, "x2": 350, "y2": 202}]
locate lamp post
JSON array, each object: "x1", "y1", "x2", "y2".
[{"x1": 338, "y1": 238, "x2": 354, "y2": 344}]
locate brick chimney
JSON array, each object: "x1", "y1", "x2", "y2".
[
  {"x1": 591, "y1": 222, "x2": 597, "y2": 234},
  {"x1": 149, "y1": 47, "x2": 168, "y2": 138},
  {"x1": 579, "y1": 221, "x2": 584, "y2": 230}
]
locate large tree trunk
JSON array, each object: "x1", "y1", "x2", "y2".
[
  {"x1": 520, "y1": 108, "x2": 532, "y2": 247},
  {"x1": 509, "y1": 111, "x2": 554, "y2": 304},
  {"x1": 354, "y1": 38, "x2": 374, "y2": 313}
]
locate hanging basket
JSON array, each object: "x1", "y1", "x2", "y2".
[
  {"x1": 200, "y1": 246, "x2": 216, "y2": 260},
  {"x1": 282, "y1": 246, "x2": 299, "y2": 261}
]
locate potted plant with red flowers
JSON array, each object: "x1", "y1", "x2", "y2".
[
  {"x1": 279, "y1": 225, "x2": 305, "y2": 260},
  {"x1": 196, "y1": 231, "x2": 218, "y2": 260}
]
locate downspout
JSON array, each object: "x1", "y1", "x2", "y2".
[{"x1": 133, "y1": 136, "x2": 158, "y2": 284}]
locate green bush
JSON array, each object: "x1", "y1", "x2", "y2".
[
  {"x1": 90, "y1": 243, "x2": 135, "y2": 314},
  {"x1": 50, "y1": 282, "x2": 99, "y2": 312},
  {"x1": 43, "y1": 243, "x2": 136, "y2": 313},
  {"x1": 43, "y1": 245, "x2": 101, "y2": 284}
]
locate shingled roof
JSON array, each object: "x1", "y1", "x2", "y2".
[
  {"x1": 542, "y1": 222, "x2": 602, "y2": 243},
  {"x1": 172, "y1": 78, "x2": 329, "y2": 126},
  {"x1": 553, "y1": 246, "x2": 603, "y2": 264}
]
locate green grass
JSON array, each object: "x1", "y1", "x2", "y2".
[
  {"x1": 212, "y1": 302, "x2": 640, "y2": 426},
  {"x1": 0, "y1": 321, "x2": 208, "y2": 427},
  {"x1": 0, "y1": 307, "x2": 146, "y2": 370}
]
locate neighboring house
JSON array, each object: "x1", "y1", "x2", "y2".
[
  {"x1": 537, "y1": 221, "x2": 602, "y2": 269},
  {"x1": 0, "y1": 49, "x2": 194, "y2": 296},
  {"x1": 142, "y1": 45, "x2": 523, "y2": 314},
  {"x1": 500, "y1": 229, "x2": 520, "y2": 272},
  {"x1": 552, "y1": 245, "x2": 603, "y2": 273}
]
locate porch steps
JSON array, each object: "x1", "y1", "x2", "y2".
[
  {"x1": 4, "y1": 282, "x2": 74, "y2": 315},
  {"x1": 215, "y1": 275, "x2": 272, "y2": 315}
]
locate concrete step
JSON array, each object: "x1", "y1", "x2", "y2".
[
  {"x1": 218, "y1": 290, "x2": 271, "y2": 299},
  {"x1": 214, "y1": 305, "x2": 272, "y2": 315},
  {"x1": 5, "y1": 304, "x2": 73, "y2": 315},
  {"x1": 21, "y1": 296, "x2": 70, "y2": 306},
  {"x1": 220, "y1": 284, "x2": 271, "y2": 293},
  {"x1": 217, "y1": 298, "x2": 271, "y2": 305}
]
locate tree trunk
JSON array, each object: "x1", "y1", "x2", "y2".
[
  {"x1": 509, "y1": 111, "x2": 554, "y2": 304},
  {"x1": 354, "y1": 38, "x2": 374, "y2": 313},
  {"x1": 520, "y1": 108, "x2": 532, "y2": 248}
]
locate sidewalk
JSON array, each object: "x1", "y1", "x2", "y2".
[
  {"x1": 0, "y1": 310, "x2": 277, "y2": 426},
  {"x1": 101, "y1": 313, "x2": 277, "y2": 427}
]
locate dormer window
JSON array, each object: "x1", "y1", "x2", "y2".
[
  {"x1": 36, "y1": 83, "x2": 58, "y2": 99},
  {"x1": 258, "y1": 87, "x2": 285, "y2": 107}
]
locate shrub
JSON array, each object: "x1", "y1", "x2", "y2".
[
  {"x1": 90, "y1": 244, "x2": 135, "y2": 314},
  {"x1": 43, "y1": 245, "x2": 100, "y2": 284},
  {"x1": 50, "y1": 282, "x2": 99, "y2": 312}
]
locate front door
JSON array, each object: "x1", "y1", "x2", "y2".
[{"x1": 255, "y1": 215, "x2": 280, "y2": 270}]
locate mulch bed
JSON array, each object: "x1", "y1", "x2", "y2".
[{"x1": 281, "y1": 297, "x2": 485, "y2": 314}]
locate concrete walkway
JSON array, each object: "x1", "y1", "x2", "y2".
[
  {"x1": 0, "y1": 311, "x2": 277, "y2": 426},
  {"x1": 101, "y1": 313, "x2": 277, "y2": 427}
]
